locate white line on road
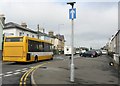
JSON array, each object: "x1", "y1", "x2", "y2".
[
  {"x1": 21, "y1": 70, "x2": 27, "y2": 73},
  {"x1": 13, "y1": 72, "x2": 20, "y2": 75},
  {"x1": 15, "y1": 70, "x2": 21, "y2": 72},
  {"x1": 22, "y1": 68, "x2": 28, "y2": 70},
  {"x1": 4, "y1": 74, "x2": 13, "y2": 77},
  {"x1": 30, "y1": 66, "x2": 33, "y2": 68},
  {"x1": 0, "y1": 74, "x2": 3, "y2": 76},
  {"x1": 6, "y1": 71, "x2": 13, "y2": 74}
]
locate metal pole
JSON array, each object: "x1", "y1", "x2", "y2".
[
  {"x1": 37, "y1": 24, "x2": 39, "y2": 39},
  {"x1": 70, "y1": 18, "x2": 74, "y2": 82},
  {"x1": 67, "y1": 2, "x2": 76, "y2": 82}
]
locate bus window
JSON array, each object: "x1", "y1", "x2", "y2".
[
  {"x1": 44, "y1": 43, "x2": 51, "y2": 52},
  {"x1": 28, "y1": 40, "x2": 44, "y2": 52},
  {"x1": 39, "y1": 43, "x2": 43, "y2": 52},
  {"x1": 5, "y1": 37, "x2": 23, "y2": 42}
]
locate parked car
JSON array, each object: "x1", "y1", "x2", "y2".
[
  {"x1": 96, "y1": 50, "x2": 102, "y2": 56},
  {"x1": 101, "y1": 50, "x2": 108, "y2": 55},
  {"x1": 75, "y1": 50, "x2": 80, "y2": 54},
  {"x1": 80, "y1": 50, "x2": 98, "y2": 57}
]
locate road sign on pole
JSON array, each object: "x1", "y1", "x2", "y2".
[
  {"x1": 69, "y1": 8, "x2": 76, "y2": 19},
  {"x1": 67, "y1": 2, "x2": 76, "y2": 82}
]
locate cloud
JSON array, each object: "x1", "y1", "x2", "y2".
[{"x1": 0, "y1": 1, "x2": 118, "y2": 49}]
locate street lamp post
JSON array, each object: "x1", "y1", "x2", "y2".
[
  {"x1": 37, "y1": 24, "x2": 40, "y2": 39},
  {"x1": 58, "y1": 24, "x2": 64, "y2": 54},
  {"x1": 67, "y1": 2, "x2": 76, "y2": 82},
  {"x1": 58, "y1": 24, "x2": 64, "y2": 34}
]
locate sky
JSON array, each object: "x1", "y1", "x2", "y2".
[{"x1": 0, "y1": 0, "x2": 119, "y2": 49}]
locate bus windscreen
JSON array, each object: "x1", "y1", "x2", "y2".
[{"x1": 5, "y1": 37, "x2": 23, "y2": 42}]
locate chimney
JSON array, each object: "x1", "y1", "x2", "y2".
[
  {"x1": 48, "y1": 31, "x2": 54, "y2": 36},
  {"x1": 21, "y1": 22, "x2": 27, "y2": 28},
  {"x1": 0, "y1": 14, "x2": 5, "y2": 25}
]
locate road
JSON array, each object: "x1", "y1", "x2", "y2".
[
  {"x1": 1, "y1": 55, "x2": 119, "y2": 85},
  {"x1": 1, "y1": 55, "x2": 66, "y2": 85}
]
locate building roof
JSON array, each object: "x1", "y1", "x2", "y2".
[
  {"x1": 4, "y1": 22, "x2": 65, "y2": 40},
  {"x1": 4, "y1": 22, "x2": 37, "y2": 34},
  {"x1": 110, "y1": 29, "x2": 120, "y2": 42},
  {"x1": 56, "y1": 34, "x2": 65, "y2": 41},
  {"x1": 0, "y1": 20, "x2": 4, "y2": 28}
]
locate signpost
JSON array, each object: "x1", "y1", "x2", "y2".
[
  {"x1": 67, "y1": 2, "x2": 76, "y2": 82},
  {"x1": 69, "y1": 8, "x2": 76, "y2": 19}
]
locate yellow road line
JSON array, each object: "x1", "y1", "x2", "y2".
[
  {"x1": 24, "y1": 63, "x2": 47, "y2": 82},
  {"x1": 20, "y1": 62, "x2": 49, "y2": 86},
  {"x1": 20, "y1": 70, "x2": 31, "y2": 86},
  {"x1": 23, "y1": 68, "x2": 35, "y2": 84}
]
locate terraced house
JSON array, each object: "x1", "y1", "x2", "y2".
[
  {"x1": 0, "y1": 15, "x2": 5, "y2": 58},
  {"x1": 108, "y1": 29, "x2": 120, "y2": 64},
  {"x1": 3, "y1": 20, "x2": 65, "y2": 55}
]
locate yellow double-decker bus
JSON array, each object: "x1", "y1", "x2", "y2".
[{"x1": 3, "y1": 36, "x2": 53, "y2": 62}]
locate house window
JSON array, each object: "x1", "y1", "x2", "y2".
[
  {"x1": 32, "y1": 35, "x2": 34, "y2": 38},
  {"x1": 19, "y1": 32, "x2": 22, "y2": 36},
  {"x1": 27, "y1": 34, "x2": 29, "y2": 36}
]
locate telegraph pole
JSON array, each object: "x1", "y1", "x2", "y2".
[
  {"x1": 37, "y1": 24, "x2": 39, "y2": 39},
  {"x1": 67, "y1": 2, "x2": 76, "y2": 82}
]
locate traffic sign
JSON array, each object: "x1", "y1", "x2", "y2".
[{"x1": 69, "y1": 8, "x2": 76, "y2": 19}]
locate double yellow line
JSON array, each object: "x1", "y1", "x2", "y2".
[{"x1": 19, "y1": 62, "x2": 48, "y2": 86}]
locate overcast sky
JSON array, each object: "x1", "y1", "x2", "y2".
[{"x1": 0, "y1": 0, "x2": 119, "y2": 49}]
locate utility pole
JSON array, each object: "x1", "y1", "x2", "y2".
[
  {"x1": 58, "y1": 24, "x2": 64, "y2": 34},
  {"x1": 37, "y1": 24, "x2": 39, "y2": 39},
  {"x1": 67, "y1": 2, "x2": 76, "y2": 82}
]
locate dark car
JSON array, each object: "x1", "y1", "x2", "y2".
[{"x1": 80, "y1": 50, "x2": 98, "y2": 57}]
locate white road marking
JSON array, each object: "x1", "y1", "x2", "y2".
[
  {"x1": 13, "y1": 72, "x2": 20, "y2": 75},
  {"x1": 2, "y1": 67, "x2": 30, "y2": 77},
  {"x1": 22, "y1": 68, "x2": 28, "y2": 70},
  {"x1": 6, "y1": 71, "x2": 13, "y2": 74},
  {"x1": 4, "y1": 74, "x2": 13, "y2": 77},
  {"x1": 30, "y1": 66, "x2": 33, "y2": 68},
  {"x1": 21, "y1": 70, "x2": 27, "y2": 73},
  {"x1": 15, "y1": 70, "x2": 21, "y2": 72},
  {"x1": 0, "y1": 74, "x2": 3, "y2": 76}
]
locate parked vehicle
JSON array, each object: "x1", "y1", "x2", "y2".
[
  {"x1": 79, "y1": 50, "x2": 87, "y2": 56},
  {"x1": 101, "y1": 50, "x2": 108, "y2": 55},
  {"x1": 75, "y1": 50, "x2": 80, "y2": 54},
  {"x1": 96, "y1": 50, "x2": 102, "y2": 56},
  {"x1": 80, "y1": 50, "x2": 98, "y2": 57},
  {"x1": 75, "y1": 48, "x2": 80, "y2": 54}
]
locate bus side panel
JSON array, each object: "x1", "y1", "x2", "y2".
[
  {"x1": 38, "y1": 55, "x2": 53, "y2": 61},
  {"x1": 28, "y1": 52, "x2": 53, "y2": 61}
]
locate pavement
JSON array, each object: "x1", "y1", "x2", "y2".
[{"x1": 31, "y1": 55, "x2": 119, "y2": 85}]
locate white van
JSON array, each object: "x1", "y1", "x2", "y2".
[{"x1": 101, "y1": 50, "x2": 108, "y2": 55}]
